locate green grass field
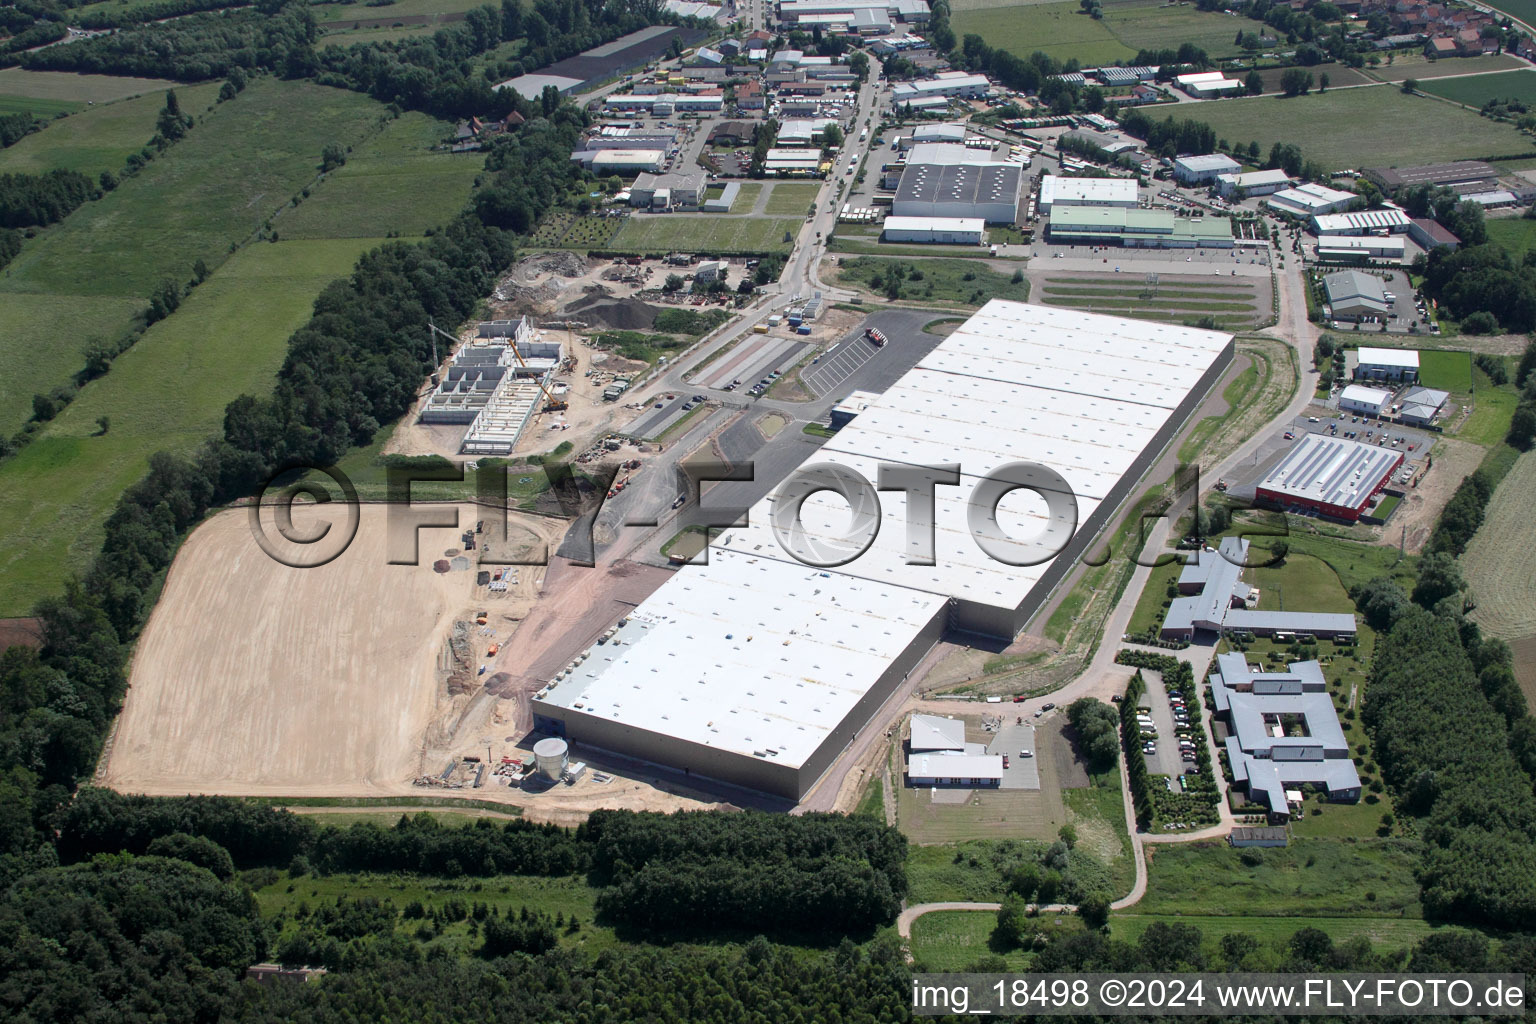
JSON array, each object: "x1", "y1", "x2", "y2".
[
  {"x1": 1482, "y1": 0, "x2": 1536, "y2": 27},
  {"x1": 1417, "y1": 348, "x2": 1472, "y2": 391},
  {"x1": 1485, "y1": 215, "x2": 1536, "y2": 260},
  {"x1": 609, "y1": 214, "x2": 799, "y2": 253},
  {"x1": 1420, "y1": 69, "x2": 1536, "y2": 108},
  {"x1": 316, "y1": 0, "x2": 491, "y2": 23},
  {"x1": 1251, "y1": 63, "x2": 1376, "y2": 92},
  {"x1": 0, "y1": 69, "x2": 181, "y2": 108},
  {"x1": 1368, "y1": 52, "x2": 1528, "y2": 82},
  {"x1": 0, "y1": 83, "x2": 220, "y2": 178},
  {"x1": 1180, "y1": 86, "x2": 1531, "y2": 171},
  {"x1": 1248, "y1": 552, "x2": 1357, "y2": 613},
  {"x1": 0, "y1": 95, "x2": 82, "y2": 117},
  {"x1": 762, "y1": 182, "x2": 822, "y2": 215},
  {"x1": 953, "y1": 0, "x2": 1247, "y2": 65},
  {"x1": 1135, "y1": 838, "x2": 1424, "y2": 918},
  {"x1": 1038, "y1": 275, "x2": 1267, "y2": 328},
  {"x1": 838, "y1": 256, "x2": 1031, "y2": 306},
  {"x1": 275, "y1": 112, "x2": 483, "y2": 239},
  {"x1": 1452, "y1": 368, "x2": 1520, "y2": 445},
  {"x1": 0, "y1": 79, "x2": 385, "y2": 434},
  {"x1": 909, "y1": 910, "x2": 1035, "y2": 970},
  {"x1": 0, "y1": 238, "x2": 384, "y2": 613}
]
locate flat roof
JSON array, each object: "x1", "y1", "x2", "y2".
[
  {"x1": 1356, "y1": 346, "x2": 1419, "y2": 369},
  {"x1": 883, "y1": 215, "x2": 985, "y2": 233},
  {"x1": 907, "y1": 752, "x2": 1003, "y2": 779},
  {"x1": 895, "y1": 163, "x2": 1020, "y2": 208},
  {"x1": 1049, "y1": 206, "x2": 1234, "y2": 241},
  {"x1": 1256, "y1": 432, "x2": 1400, "y2": 508},
  {"x1": 910, "y1": 713, "x2": 966, "y2": 751},
  {"x1": 1039, "y1": 175, "x2": 1138, "y2": 207},
  {"x1": 535, "y1": 547, "x2": 950, "y2": 767},
  {"x1": 1313, "y1": 209, "x2": 1410, "y2": 233},
  {"x1": 496, "y1": 73, "x2": 584, "y2": 98},
  {"x1": 1217, "y1": 169, "x2": 1292, "y2": 188},
  {"x1": 1368, "y1": 160, "x2": 1497, "y2": 189},
  {"x1": 1173, "y1": 153, "x2": 1241, "y2": 172},
  {"x1": 894, "y1": 73, "x2": 989, "y2": 96},
  {"x1": 713, "y1": 300, "x2": 1231, "y2": 612}
]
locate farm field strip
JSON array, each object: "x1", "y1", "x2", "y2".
[
  {"x1": 1462, "y1": 448, "x2": 1536, "y2": 641},
  {"x1": 952, "y1": 0, "x2": 1247, "y2": 64},
  {"x1": 0, "y1": 79, "x2": 386, "y2": 432},
  {"x1": 1368, "y1": 52, "x2": 1529, "y2": 82},
  {"x1": 609, "y1": 215, "x2": 799, "y2": 253},
  {"x1": 762, "y1": 182, "x2": 822, "y2": 215},
  {"x1": 0, "y1": 238, "x2": 387, "y2": 614},
  {"x1": 0, "y1": 68, "x2": 182, "y2": 106},
  {"x1": 0, "y1": 83, "x2": 220, "y2": 177},
  {"x1": 1419, "y1": 68, "x2": 1536, "y2": 107},
  {"x1": 1176, "y1": 86, "x2": 1530, "y2": 170}
]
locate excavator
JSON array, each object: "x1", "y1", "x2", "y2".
[{"x1": 429, "y1": 320, "x2": 567, "y2": 413}]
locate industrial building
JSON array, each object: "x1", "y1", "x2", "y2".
[
  {"x1": 604, "y1": 92, "x2": 724, "y2": 112},
  {"x1": 419, "y1": 317, "x2": 563, "y2": 455},
  {"x1": 1210, "y1": 652, "x2": 1362, "y2": 819},
  {"x1": 630, "y1": 171, "x2": 706, "y2": 210},
  {"x1": 702, "y1": 181, "x2": 742, "y2": 212},
  {"x1": 893, "y1": 71, "x2": 991, "y2": 103},
  {"x1": 881, "y1": 215, "x2": 985, "y2": 244},
  {"x1": 584, "y1": 149, "x2": 666, "y2": 174},
  {"x1": 1339, "y1": 383, "x2": 1393, "y2": 417},
  {"x1": 764, "y1": 148, "x2": 825, "y2": 174},
  {"x1": 1354, "y1": 346, "x2": 1418, "y2": 382},
  {"x1": 1254, "y1": 432, "x2": 1402, "y2": 521},
  {"x1": 1037, "y1": 174, "x2": 1138, "y2": 213},
  {"x1": 1408, "y1": 217, "x2": 1460, "y2": 251},
  {"x1": 1172, "y1": 153, "x2": 1242, "y2": 183},
  {"x1": 1311, "y1": 209, "x2": 1411, "y2": 235},
  {"x1": 1173, "y1": 72, "x2": 1243, "y2": 98},
  {"x1": 1160, "y1": 537, "x2": 1359, "y2": 640},
  {"x1": 533, "y1": 300, "x2": 1233, "y2": 798},
  {"x1": 1364, "y1": 160, "x2": 1499, "y2": 194},
  {"x1": 892, "y1": 161, "x2": 1021, "y2": 222},
  {"x1": 907, "y1": 122, "x2": 967, "y2": 144},
  {"x1": 1047, "y1": 207, "x2": 1234, "y2": 248},
  {"x1": 1215, "y1": 168, "x2": 1292, "y2": 197},
  {"x1": 496, "y1": 26, "x2": 705, "y2": 98},
  {"x1": 829, "y1": 389, "x2": 880, "y2": 428},
  {"x1": 1397, "y1": 385, "x2": 1449, "y2": 427},
  {"x1": 1061, "y1": 128, "x2": 1139, "y2": 156},
  {"x1": 1315, "y1": 236, "x2": 1406, "y2": 262},
  {"x1": 1265, "y1": 182, "x2": 1356, "y2": 218},
  {"x1": 776, "y1": 0, "x2": 930, "y2": 26},
  {"x1": 1323, "y1": 270, "x2": 1391, "y2": 319},
  {"x1": 905, "y1": 713, "x2": 1001, "y2": 786}
]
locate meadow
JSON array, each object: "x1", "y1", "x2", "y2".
[
  {"x1": 952, "y1": 0, "x2": 1247, "y2": 66},
  {"x1": 837, "y1": 256, "x2": 1031, "y2": 306},
  {"x1": 0, "y1": 79, "x2": 385, "y2": 434},
  {"x1": 315, "y1": 0, "x2": 491, "y2": 24},
  {"x1": 275, "y1": 112, "x2": 484, "y2": 239},
  {"x1": 1463, "y1": 448, "x2": 1536, "y2": 645},
  {"x1": 1178, "y1": 85, "x2": 1530, "y2": 170},
  {"x1": 0, "y1": 68, "x2": 181, "y2": 111},
  {"x1": 609, "y1": 214, "x2": 799, "y2": 253},
  {"x1": 762, "y1": 181, "x2": 822, "y2": 215},
  {"x1": 1037, "y1": 274, "x2": 1268, "y2": 328},
  {"x1": 1416, "y1": 348, "x2": 1472, "y2": 391},
  {"x1": 0, "y1": 238, "x2": 385, "y2": 614},
  {"x1": 1485, "y1": 214, "x2": 1536, "y2": 259},
  {"x1": 0, "y1": 84, "x2": 486, "y2": 612},
  {"x1": 1367, "y1": 52, "x2": 1527, "y2": 82},
  {"x1": 1420, "y1": 68, "x2": 1536, "y2": 108},
  {"x1": 0, "y1": 83, "x2": 220, "y2": 177}
]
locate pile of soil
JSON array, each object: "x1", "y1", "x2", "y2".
[{"x1": 564, "y1": 295, "x2": 660, "y2": 331}]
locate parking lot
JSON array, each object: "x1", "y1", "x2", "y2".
[
  {"x1": 800, "y1": 330, "x2": 881, "y2": 397},
  {"x1": 1133, "y1": 669, "x2": 1197, "y2": 790},
  {"x1": 988, "y1": 719, "x2": 1041, "y2": 791},
  {"x1": 1220, "y1": 412, "x2": 1432, "y2": 506}
]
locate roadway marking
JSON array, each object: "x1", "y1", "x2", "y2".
[{"x1": 801, "y1": 335, "x2": 875, "y2": 397}]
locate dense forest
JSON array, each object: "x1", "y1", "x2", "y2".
[
  {"x1": 22, "y1": 0, "x2": 665, "y2": 121},
  {"x1": 0, "y1": 168, "x2": 98, "y2": 228},
  {"x1": 0, "y1": 111, "x2": 39, "y2": 148},
  {"x1": 1415, "y1": 242, "x2": 1536, "y2": 333}
]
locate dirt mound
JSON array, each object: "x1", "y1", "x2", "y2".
[
  {"x1": 564, "y1": 296, "x2": 660, "y2": 331},
  {"x1": 494, "y1": 252, "x2": 591, "y2": 310}
]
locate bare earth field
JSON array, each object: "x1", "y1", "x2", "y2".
[{"x1": 103, "y1": 502, "x2": 557, "y2": 796}]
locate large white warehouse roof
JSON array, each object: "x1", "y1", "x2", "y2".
[
  {"x1": 534, "y1": 547, "x2": 949, "y2": 767},
  {"x1": 1039, "y1": 174, "x2": 1138, "y2": 209}
]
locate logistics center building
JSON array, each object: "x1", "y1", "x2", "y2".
[
  {"x1": 532, "y1": 301, "x2": 1233, "y2": 798},
  {"x1": 1255, "y1": 433, "x2": 1402, "y2": 521}
]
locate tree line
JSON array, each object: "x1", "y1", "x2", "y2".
[
  {"x1": 0, "y1": 111, "x2": 39, "y2": 149},
  {"x1": 0, "y1": 167, "x2": 99, "y2": 228},
  {"x1": 1415, "y1": 241, "x2": 1536, "y2": 333}
]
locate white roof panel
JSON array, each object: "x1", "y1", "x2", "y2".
[
  {"x1": 535, "y1": 547, "x2": 949, "y2": 766},
  {"x1": 1356, "y1": 346, "x2": 1419, "y2": 369}
]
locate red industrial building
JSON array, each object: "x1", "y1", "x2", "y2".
[{"x1": 1255, "y1": 434, "x2": 1403, "y2": 522}]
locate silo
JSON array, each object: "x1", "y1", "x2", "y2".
[{"x1": 533, "y1": 737, "x2": 569, "y2": 781}]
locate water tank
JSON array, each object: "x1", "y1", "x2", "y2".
[{"x1": 533, "y1": 738, "x2": 569, "y2": 781}]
